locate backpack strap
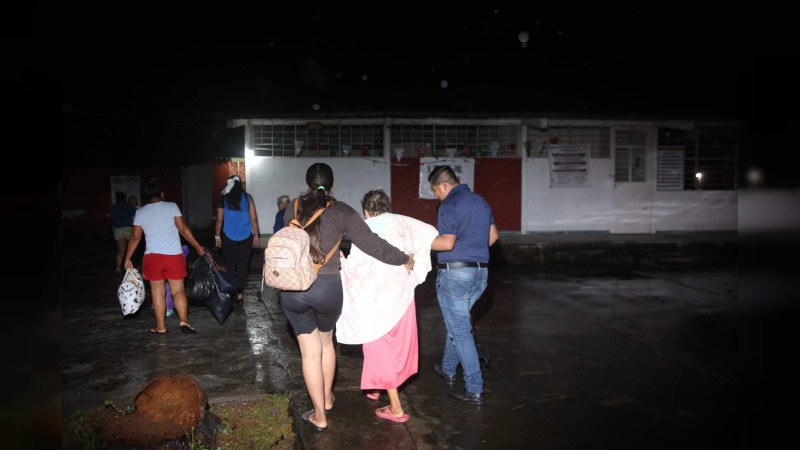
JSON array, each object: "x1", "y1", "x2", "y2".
[
  {"x1": 314, "y1": 235, "x2": 343, "y2": 273},
  {"x1": 292, "y1": 198, "x2": 342, "y2": 270},
  {"x1": 294, "y1": 198, "x2": 332, "y2": 230}
]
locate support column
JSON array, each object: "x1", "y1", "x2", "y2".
[
  {"x1": 520, "y1": 123, "x2": 528, "y2": 234},
  {"x1": 384, "y1": 118, "x2": 393, "y2": 196}
]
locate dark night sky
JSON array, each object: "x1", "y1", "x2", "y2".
[
  {"x1": 55, "y1": 4, "x2": 780, "y2": 168},
  {"x1": 63, "y1": 5, "x2": 745, "y2": 121}
]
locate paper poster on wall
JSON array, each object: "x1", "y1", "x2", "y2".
[
  {"x1": 419, "y1": 158, "x2": 475, "y2": 199},
  {"x1": 657, "y1": 147, "x2": 685, "y2": 191},
  {"x1": 110, "y1": 175, "x2": 140, "y2": 206},
  {"x1": 549, "y1": 144, "x2": 590, "y2": 188}
]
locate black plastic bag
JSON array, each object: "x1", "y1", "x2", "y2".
[
  {"x1": 186, "y1": 252, "x2": 215, "y2": 301},
  {"x1": 207, "y1": 281, "x2": 232, "y2": 325},
  {"x1": 209, "y1": 259, "x2": 236, "y2": 296}
]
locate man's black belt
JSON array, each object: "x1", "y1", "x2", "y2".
[{"x1": 437, "y1": 262, "x2": 485, "y2": 269}]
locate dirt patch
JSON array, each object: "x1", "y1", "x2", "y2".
[{"x1": 64, "y1": 395, "x2": 294, "y2": 449}]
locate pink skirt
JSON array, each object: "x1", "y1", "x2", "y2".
[{"x1": 361, "y1": 299, "x2": 419, "y2": 390}]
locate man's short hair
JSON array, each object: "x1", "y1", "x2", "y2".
[
  {"x1": 428, "y1": 165, "x2": 459, "y2": 185},
  {"x1": 361, "y1": 189, "x2": 391, "y2": 216},
  {"x1": 277, "y1": 195, "x2": 290, "y2": 206}
]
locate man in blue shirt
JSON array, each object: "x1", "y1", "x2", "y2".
[
  {"x1": 429, "y1": 165, "x2": 499, "y2": 406},
  {"x1": 273, "y1": 195, "x2": 290, "y2": 234}
]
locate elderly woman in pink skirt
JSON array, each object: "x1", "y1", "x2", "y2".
[{"x1": 338, "y1": 190, "x2": 438, "y2": 423}]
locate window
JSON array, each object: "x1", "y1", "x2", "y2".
[
  {"x1": 390, "y1": 124, "x2": 520, "y2": 157},
  {"x1": 251, "y1": 123, "x2": 384, "y2": 157},
  {"x1": 658, "y1": 125, "x2": 738, "y2": 190},
  {"x1": 527, "y1": 126, "x2": 610, "y2": 158},
  {"x1": 693, "y1": 126, "x2": 737, "y2": 190},
  {"x1": 614, "y1": 130, "x2": 647, "y2": 183}
]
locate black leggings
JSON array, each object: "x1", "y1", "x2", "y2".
[
  {"x1": 280, "y1": 273, "x2": 343, "y2": 335},
  {"x1": 221, "y1": 232, "x2": 253, "y2": 296}
]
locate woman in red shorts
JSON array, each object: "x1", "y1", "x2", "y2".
[{"x1": 124, "y1": 179, "x2": 206, "y2": 334}]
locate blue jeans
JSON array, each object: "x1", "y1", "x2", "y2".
[{"x1": 436, "y1": 267, "x2": 488, "y2": 394}]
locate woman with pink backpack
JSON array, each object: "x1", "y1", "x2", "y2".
[{"x1": 279, "y1": 163, "x2": 415, "y2": 432}]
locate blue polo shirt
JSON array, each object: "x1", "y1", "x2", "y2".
[{"x1": 436, "y1": 184, "x2": 495, "y2": 264}]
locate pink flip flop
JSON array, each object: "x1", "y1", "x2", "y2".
[
  {"x1": 375, "y1": 406, "x2": 409, "y2": 423},
  {"x1": 366, "y1": 392, "x2": 380, "y2": 400}
]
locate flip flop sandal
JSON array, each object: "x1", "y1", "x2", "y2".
[
  {"x1": 366, "y1": 392, "x2": 380, "y2": 400},
  {"x1": 375, "y1": 406, "x2": 409, "y2": 423},
  {"x1": 149, "y1": 328, "x2": 167, "y2": 334},
  {"x1": 180, "y1": 324, "x2": 197, "y2": 334},
  {"x1": 325, "y1": 393, "x2": 335, "y2": 414},
  {"x1": 302, "y1": 410, "x2": 327, "y2": 432}
]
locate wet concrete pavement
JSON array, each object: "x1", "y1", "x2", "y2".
[{"x1": 62, "y1": 233, "x2": 739, "y2": 448}]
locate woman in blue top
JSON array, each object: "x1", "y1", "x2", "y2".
[{"x1": 214, "y1": 175, "x2": 261, "y2": 304}]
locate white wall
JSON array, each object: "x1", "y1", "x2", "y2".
[
  {"x1": 525, "y1": 158, "x2": 615, "y2": 231},
  {"x1": 652, "y1": 191, "x2": 737, "y2": 232},
  {"x1": 524, "y1": 158, "x2": 737, "y2": 233},
  {"x1": 247, "y1": 155, "x2": 736, "y2": 235},
  {"x1": 182, "y1": 162, "x2": 213, "y2": 229},
  {"x1": 245, "y1": 157, "x2": 391, "y2": 234}
]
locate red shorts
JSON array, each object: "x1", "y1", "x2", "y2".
[{"x1": 142, "y1": 253, "x2": 187, "y2": 281}]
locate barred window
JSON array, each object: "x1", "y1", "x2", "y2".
[
  {"x1": 614, "y1": 130, "x2": 648, "y2": 183},
  {"x1": 692, "y1": 126, "x2": 737, "y2": 190},
  {"x1": 251, "y1": 123, "x2": 384, "y2": 157},
  {"x1": 658, "y1": 126, "x2": 738, "y2": 190},
  {"x1": 527, "y1": 126, "x2": 610, "y2": 158},
  {"x1": 390, "y1": 124, "x2": 520, "y2": 158}
]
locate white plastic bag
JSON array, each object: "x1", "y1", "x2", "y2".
[{"x1": 117, "y1": 268, "x2": 145, "y2": 316}]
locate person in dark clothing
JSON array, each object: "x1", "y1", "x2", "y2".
[
  {"x1": 281, "y1": 162, "x2": 415, "y2": 432},
  {"x1": 215, "y1": 175, "x2": 260, "y2": 304},
  {"x1": 111, "y1": 191, "x2": 137, "y2": 273},
  {"x1": 273, "y1": 194, "x2": 290, "y2": 233}
]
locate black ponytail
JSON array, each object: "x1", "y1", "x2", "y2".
[
  {"x1": 221, "y1": 176, "x2": 244, "y2": 210},
  {"x1": 297, "y1": 163, "x2": 334, "y2": 263}
]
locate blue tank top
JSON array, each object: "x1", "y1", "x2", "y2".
[{"x1": 222, "y1": 193, "x2": 252, "y2": 241}]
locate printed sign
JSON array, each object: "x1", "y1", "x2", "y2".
[
  {"x1": 549, "y1": 144, "x2": 590, "y2": 188},
  {"x1": 657, "y1": 147, "x2": 685, "y2": 191},
  {"x1": 419, "y1": 158, "x2": 475, "y2": 199}
]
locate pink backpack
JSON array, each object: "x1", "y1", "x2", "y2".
[{"x1": 264, "y1": 199, "x2": 341, "y2": 291}]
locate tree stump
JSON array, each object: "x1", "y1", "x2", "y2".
[{"x1": 99, "y1": 375, "x2": 221, "y2": 449}]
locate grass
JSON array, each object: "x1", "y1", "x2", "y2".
[
  {"x1": 62, "y1": 394, "x2": 294, "y2": 449},
  {"x1": 62, "y1": 410, "x2": 103, "y2": 450},
  {"x1": 213, "y1": 394, "x2": 294, "y2": 449}
]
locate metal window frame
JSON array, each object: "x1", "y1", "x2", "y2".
[
  {"x1": 526, "y1": 125, "x2": 611, "y2": 158},
  {"x1": 390, "y1": 123, "x2": 520, "y2": 158},
  {"x1": 250, "y1": 121, "x2": 385, "y2": 157},
  {"x1": 613, "y1": 129, "x2": 649, "y2": 184}
]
